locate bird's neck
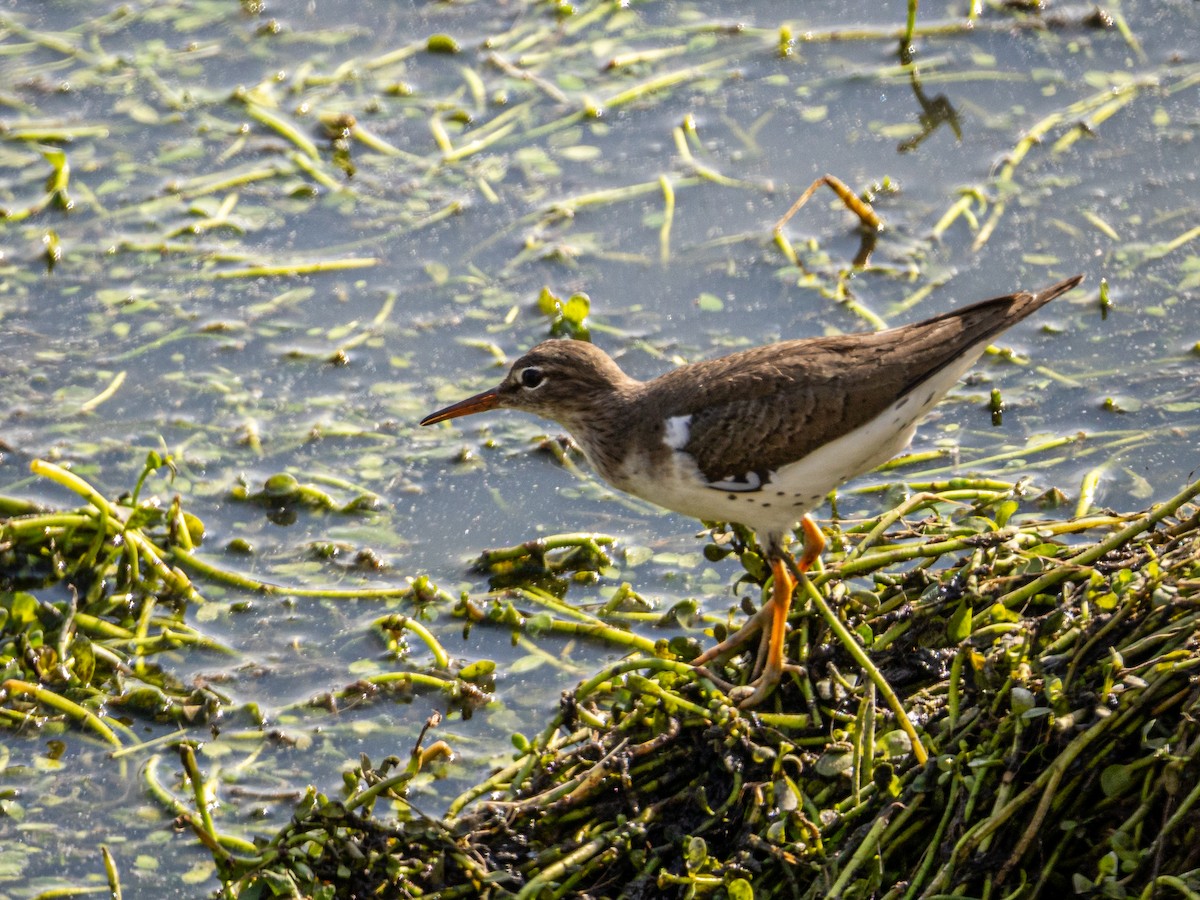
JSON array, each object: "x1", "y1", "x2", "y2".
[{"x1": 555, "y1": 381, "x2": 645, "y2": 482}]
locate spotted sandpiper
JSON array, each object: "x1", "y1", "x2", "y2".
[{"x1": 422, "y1": 275, "x2": 1083, "y2": 706}]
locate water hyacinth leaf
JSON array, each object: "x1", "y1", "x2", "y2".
[
  {"x1": 1010, "y1": 687, "x2": 1036, "y2": 715},
  {"x1": 994, "y1": 499, "x2": 1019, "y2": 527},
  {"x1": 989, "y1": 603, "x2": 1021, "y2": 623},
  {"x1": 71, "y1": 637, "x2": 96, "y2": 686},
  {"x1": 954, "y1": 516, "x2": 995, "y2": 534},
  {"x1": 5, "y1": 592, "x2": 39, "y2": 628},
  {"x1": 660, "y1": 598, "x2": 698, "y2": 626},
  {"x1": 182, "y1": 862, "x2": 215, "y2": 885},
  {"x1": 425, "y1": 261, "x2": 449, "y2": 285},
  {"x1": 426, "y1": 34, "x2": 460, "y2": 53},
  {"x1": 562, "y1": 292, "x2": 589, "y2": 325},
  {"x1": 348, "y1": 659, "x2": 380, "y2": 676},
  {"x1": 559, "y1": 145, "x2": 602, "y2": 162},
  {"x1": 740, "y1": 550, "x2": 767, "y2": 582},
  {"x1": 1100, "y1": 763, "x2": 1139, "y2": 798},
  {"x1": 537, "y1": 287, "x2": 560, "y2": 315},
  {"x1": 1097, "y1": 850, "x2": 1120, "y2": 878},
  {"x1": 878, "y1": 730, "x2": 913, "y2": 758},
  {"x1": 1027, "y1": 542, "x2": 1064, "y2": 558},
  {"x1": 508, "y1": 654, "x2": 545, "y2": 675},
  {"x1": 458, "y1": 660, "x2": 496, "y2": 682},
  {"x1": 524, "y1": 612, "x2": 554, "y2": 636},
  {"x1": 622, "y1": 545, "x2": 654, "y2": 567},
  {"x1": 946, "y1": 600, "x2": 972, "y2": 642},
  {"x1": 264, "y1": 473, "x2": 299, "y2": 496},
  {"x1": 815, "y1": 748, "x2": 855, "y2": 777}
]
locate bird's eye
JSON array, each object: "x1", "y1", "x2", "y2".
[{"x1": 519, "y1": 367, "x2": 544, "y2": 389}]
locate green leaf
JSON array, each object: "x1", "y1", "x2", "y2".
[
  {"x1": 815, "y1": 748, "x2": 855, "y2": 777},
  {"x1": 562, "y1": 292, "x2": 590, "y2": 324},
  {"x1": 623, "y1": 545, "x2": 654, "y2": 567},
  {"x1": 1010, "y1": 686, "x2": 1036, "y2": 715},
  {"x1": 508, "y1": 654, "x2": 545, "y2": 674},
  {"x1": 878, "y1": 730, "x2": 913, "y2": 758},
  {"x1": 4, "y1": 592, "x2": 39, "y2": 628},
  {"x1": 994, "y1": 499, "x2": 1019, "y2": 527},
  {"x1": 182, "y1": 861, "x2": 216, "y2": 885},
  {"x1": 537, "y1": 286, "x2": 560, "y2": 314},
  {"x1": 425, "y1": 261, "x2": 449, "y2": 285},
  {"x1": 71, "y1": 636, "x2": 96, "y2": 686},
  {"x1": 426, "y1": 34, "x2": 460, "y2": 53},
  {"x1": 1101, "y1": 763, "x2": 1137, "y2": 797},
  {"x1": 459, "y1": 660, "x2": 496, "y2": 681},
  {"x1": 947, "y1": 600, "x2": 972, "y2": 642}
]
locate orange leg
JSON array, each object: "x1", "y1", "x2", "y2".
[
  {"x1": 699, "y1": 515, "x2": 827, "y2": 708},
  {"x1": 746, "y1": 515, "x2": 827, "y2": 702},
  {"x1": 795, "y1": 514, "x2": 826, "y2": 575},
  {"x1": 760, "y1": 555, "x2": 797, "y2": 673}
]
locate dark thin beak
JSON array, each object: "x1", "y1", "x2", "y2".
[{"x1": 420, "y1": 388, "x2": 502, "y2": 425}]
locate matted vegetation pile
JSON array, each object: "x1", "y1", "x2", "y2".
[
  {"x1": 206, "y1": 478, "x2": 1200, "y2": 899},
  {"x1": 5, "y1": 462, "x2": 1200, "y2": 897}
]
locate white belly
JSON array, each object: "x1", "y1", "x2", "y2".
[{"x1": 609, "y1": 347, "x2": 987, "y2": 535}]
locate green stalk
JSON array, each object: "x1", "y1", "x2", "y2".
[{"x1": 795, "y1": 575, "x2": 929, "y2": 765}]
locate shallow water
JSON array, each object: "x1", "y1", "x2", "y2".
[{"x1": 1, "y1": 0, "x2": 1197, "y2": 894}]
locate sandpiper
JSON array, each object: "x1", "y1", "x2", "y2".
[{"x1": 422, "y1": 275, "x2": 1083, "y2": 706}]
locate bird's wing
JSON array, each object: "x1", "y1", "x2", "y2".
[{"x1": 658, "y1": 279, "x2": 1077, "y2": 486}]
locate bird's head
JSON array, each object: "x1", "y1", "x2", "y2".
[{"x1": 420, "y1": 339, "x2": 635, "y2": 431}]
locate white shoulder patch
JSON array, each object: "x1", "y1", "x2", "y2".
[{"x1": 663, "y1": 414, "x2": 691, "y2": 450}]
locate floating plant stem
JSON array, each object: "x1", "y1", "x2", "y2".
[
  {"x1": 1, "y1": 680, "x2": 123, "y2": 748},
  {"x1": 794, "y1": 574, "x2": 929, "y2": 765},
  {"x1": 78, "y1": 370, "x2": 126, "y2": 413},
  {"x1": 205, "y1": 256, "x2": 379, "y2": 279},
  {"x1": 658, "y1": 174, "x2": 674, "y2": 266}
]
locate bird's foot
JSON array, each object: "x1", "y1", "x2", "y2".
[
  {"x1": 691, "y1": 664, "x2": 739, "y2": 694},
  {"x1": 750, "y1": 616, "x2": 772, "y2": 680},
  {"x1": 695, "y1": 520, "x2": 823, "y2": 708},
  {"x1": 691, "y1": 601, "x2": 773, "y2": 668},
  {"x1": 728, "y1": 663, "x2": 805, "y2": 709}
]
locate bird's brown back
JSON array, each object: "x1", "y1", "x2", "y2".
[{"x1": 630, "y1": 277, "x2": 1079, "y2": 482}]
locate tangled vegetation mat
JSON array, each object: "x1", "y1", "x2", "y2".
[{"x1": 4, "y1": 460, "x2": 1200, "y2": 899}]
